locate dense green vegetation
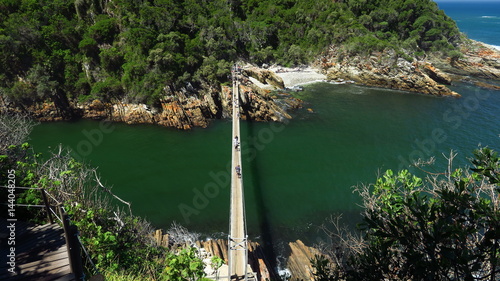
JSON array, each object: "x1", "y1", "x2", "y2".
[
  {"x1": 314, "y1": 148, "x2": 500, "y2": 281},
  {"x1": 0, "y1": 0, "x2": 462, "y2": 109}
]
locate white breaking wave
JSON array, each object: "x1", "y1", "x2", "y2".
[
  {"x1": 482, "y1": 42, "x2": 500, "y2": 51},
  {"x1": 491, "y1": 45, "x2": 500, "y2": 51},
  {"x1": 481, "y1": 16, "x2": 498, "y2": 19}
]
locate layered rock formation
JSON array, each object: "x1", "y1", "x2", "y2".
[
  {"x1": 0, "y1": 76, "x2": 297, "y2": 129},
  {"x1": 320, "y1": 48, "x2": 460, "y2": 97},
  {"x1": 319, "y1": 41, "x2": 500, "y2": 97},
  {"x1": 286, "y1": 240, "x2": 324, "y2": 281},
  {"x1": 243, "y1": 66, "x2": 286, "y2": 89},
  {"x1": 450, "y1": 41, "x2": 500, "y2": 80},
  {"x1": 78, "y1": 82, "x2": 293, "y2": 129}
]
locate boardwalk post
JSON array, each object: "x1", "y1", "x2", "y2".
[
  {"x1": 40, "y1": 188, "x2": 54, "y2": 224},
  {"x1": 59, "y1": 205, "x2": 85, "y2": 280}
]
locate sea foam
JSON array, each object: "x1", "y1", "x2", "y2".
[{"x1": 491, "y1": 45, "x2": 500, "y2": 51}]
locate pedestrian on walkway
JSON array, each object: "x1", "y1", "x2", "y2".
[
  {"x1": 235, "y1": 165, "x2": 241, "y2": 177},
  {"x1": 234, "y1": 136, "x2": 239, "y2": 151}
]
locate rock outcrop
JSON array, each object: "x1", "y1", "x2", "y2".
[
  {"x1": 286, "y1": 240, "x2": 323, "y2": 281},
  {"x1": 320, "y1": 41, "x2": 500, "y2": 97},
  {"x1": 450, "y1": 41, "x2": 500, "y2": 80},
  {"x1": 243, "y1": 67, "x2": 285, "y2": 89},
  {"x1": 1, "y1": 76, "x2": 298, "y2": 129},
  {"x1": 321, "y1": 48, "x2": 460, "y2": 97},
  {"x1": 152, "y1": 229, "x2": 323, "y2": 281}
]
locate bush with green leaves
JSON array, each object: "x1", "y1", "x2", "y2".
[
  {"x1": 65, "y1": 203, "x2": 162, "y2": 274},
  {"x1": 1, "y1": 114, "x2": 208, "y2": 280},
  {"x1": 315, "y1": 147, "x2": 500, "y2": 281}
]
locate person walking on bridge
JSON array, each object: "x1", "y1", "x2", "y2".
[
  {"x1": 234, "y1": 136, "x2": 239, "y2": 151},
  {"x1": 235, "y1": 165, "x2": 241, "y2": 178}
]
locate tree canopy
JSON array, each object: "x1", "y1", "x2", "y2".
[{"x1": 0, "y1": 0, "x2": 462, "y2": 107}]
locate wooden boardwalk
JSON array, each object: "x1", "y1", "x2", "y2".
[{"x1": 0, "y1": 219, "x2": 75, "y2": 281}]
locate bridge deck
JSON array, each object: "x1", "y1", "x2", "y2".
[
  {"x1": 228, "y1": 68, "x2": 250, "y2": 280},
  {"x1": 0, "y1": 220, "x2": 75, "y2": 281}
]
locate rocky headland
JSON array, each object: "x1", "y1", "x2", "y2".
[
  {"x1": 317, "y1": 40, "x2": 500, "y2": 97},
  {"x1": 0, "y1": 75, "x2": 300, "y2": 130},
  {"x1": 1, "y1": 41, "x2": 499, "y2": 130},
  {"x1": 321, "y1": 49, "x2": 459, "y2": 97}
]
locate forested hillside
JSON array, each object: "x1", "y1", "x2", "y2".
[{"x1": 0, "y1": 0, "x2": 462, "y2": 108}]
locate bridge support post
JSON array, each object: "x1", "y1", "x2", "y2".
[{"x1": 40, "y1": 188, "x2": 54, "y2": 224}]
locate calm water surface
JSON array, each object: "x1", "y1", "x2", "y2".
[{"x1": 30, "y1": 82, "x2": 500, "y2": 244}]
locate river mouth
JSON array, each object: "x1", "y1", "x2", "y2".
[{"x1": 29, "y1": 82, "x2": 500, "y2": 245}]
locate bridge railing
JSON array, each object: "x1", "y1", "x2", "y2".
[{"x1": 229, "y1": 64, "x2": 252, "y2": 280}]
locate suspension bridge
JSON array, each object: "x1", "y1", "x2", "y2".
[
  {"x1": 2, "y1": 65, "x2": 258, "y2": 281},
  {"x1": 226, "y1": 65, "x2": 256, "y2": 281}
]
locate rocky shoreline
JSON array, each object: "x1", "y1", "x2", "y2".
[
  {"x1": 1, "y1": 41, "x2": 499, "y2": 129},
  {"x1": 0, "y1": 74, "x2": 301, "y2": 129},
  {"x1": 317, "y1": 40, "x2": 500, "y2": 97},
  {"x1": 153, "y1": 229, "x2": 322, "y2": 281}
]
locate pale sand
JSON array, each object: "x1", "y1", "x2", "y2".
[
  {"x1": 247, "y1": 66, "x2": 326, "y2": 90},
  {"x1": 271, "y1": 66, "x2": 327, "y2": 88}
]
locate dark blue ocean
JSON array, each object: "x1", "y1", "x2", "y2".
[{"x1": 436, "y1": 0, "x2": 500, "y2": 47}]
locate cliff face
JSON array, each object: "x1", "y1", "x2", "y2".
[{"x1": 0, "y1": 75, "x2": 297, "y2": 129}]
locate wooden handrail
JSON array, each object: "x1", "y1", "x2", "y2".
[{"x1": 59, "y1": 205, "x2": 84, "y2": 280}]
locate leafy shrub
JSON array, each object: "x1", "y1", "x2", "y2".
[
  {"x1": 1, "y1": 117, "x2": 208, "y2": 280},
  {"x1": 316, "y1": 147, "x2": 500, "y2": 281}
]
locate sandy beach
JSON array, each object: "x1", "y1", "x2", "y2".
[
  {"x1": 271, "y1": 66, "x2": 327, "y2": 88},
  {"x1": 247, "y1": 65, "x2": 327, "y2": 90}
]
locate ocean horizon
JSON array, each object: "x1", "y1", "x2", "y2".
[{"x1": 436, "y1": 0, "x2": 500, "y2": 49}]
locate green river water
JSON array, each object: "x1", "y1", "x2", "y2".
[{"x1": 30, "y1": 82, "x2": 500, "y2": 245}]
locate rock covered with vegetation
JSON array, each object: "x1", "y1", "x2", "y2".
[{"x1": 2, "y1": 0, "x2": 494, "y2": 128}]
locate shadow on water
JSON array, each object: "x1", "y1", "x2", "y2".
[{"x1": 241, "y1": 106, "x2": 279, "y2": 279}]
